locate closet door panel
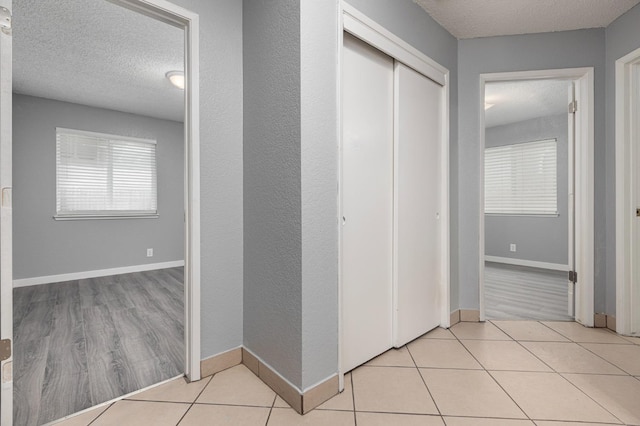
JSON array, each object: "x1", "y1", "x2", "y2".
[
  {"x1": 341, "y1": 33, "x2": 394, "y2": 372},
  {"x1": 394, "y1": 62, "x2": 442, "y2": 347}
]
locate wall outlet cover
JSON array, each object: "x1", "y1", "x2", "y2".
[
  {"x1": 509, "y1": 244, "x2": 516, "y2": 252},
  {"x1": 147, "y1": 248, "x2": 153, "y2": 257}
]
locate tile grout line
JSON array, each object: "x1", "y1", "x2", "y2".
[
  {"x1": 350, "y1": 371, "x2": 357, "y2": 425},
  {"x1": 86, "y1": 402, "x2": 115, "y2": 426},
  {"x1": 176, "y1": 374, "x2": 214, "y2": 425},
  {"x1": 451, "y1": 322, "x2": 533, "y2": 422},
  {"x1": 492, "y1": 321, "x2": 627, "y2": 425},
  {"x1": 575, "y1": 341, "x2": 638, "y2": 377},
  {"x1": 263, "y1": 393, "x2": 277, "y2": 426},
  {"x1": 405, "y1": 343, "x2": 442, "y2": 417}
]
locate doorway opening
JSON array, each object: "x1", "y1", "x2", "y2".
[
  {"x1": 1, "y1": 0, "x2": 201, "y2": 424},
  {"x1": 479, "y1": 69, "x2": 594, "y2": 326}
]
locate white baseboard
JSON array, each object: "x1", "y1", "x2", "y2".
[
  {"x1": 484, "y1": 256, "x2": 569, "y2": 272},
  {"x1": 13, "y1": 260, "x2": 185, "y2": 288}
]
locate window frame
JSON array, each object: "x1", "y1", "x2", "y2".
[{"x1": 54, "y1": 127, "x2": 159, "y2": 220}]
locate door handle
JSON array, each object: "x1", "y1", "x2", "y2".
[{"x1": 637, "y1": 208, "x2": 640, "y2": 217}]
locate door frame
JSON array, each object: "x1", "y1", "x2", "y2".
[
  {"x1": 478, "y1": 68, "x2": 595, "y2": 326},
  {"x1": 111, "y1": 0, "x2": 201, "y2": 382},
  {"x1": 1, "y1": 1, "x2": 201, "y2": 421},
  {"x1": 615, "y1": 47, "x2": 640, "y2": 336},
  {"x1": 0, "y1": 0, "x2": 12, "y2": 423},
  {"x1": 338, "y1": 2, "x2": 450, "y2": 383}
]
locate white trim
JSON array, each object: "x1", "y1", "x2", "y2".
[
  {"x1": 110, "y1": 0, "x2": 201, "y2": 381},
  {"x1": 12, "y1": 260, "x2": 185, "y2": 288},
  {"x1": 484, "y1": 256, "x2": 569, "y2": 272},
  {"x1": 616, "y1": 47, "x2": 640, "y2": 337},
  {"x1": 0, "y1": 0, "x2": 12, "y2": 423},
  {"x1": 479, "y1": 68, "x2": 595, "y2": 326},
  {"x1": 338, "y1": 3, "x2": 450, "y2": 376},
  {"x1": 342, "y1": 3, "x2": 447, "y2": 87}
]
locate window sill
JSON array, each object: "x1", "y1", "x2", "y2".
[{"x1": 53, "y1": 214, "x2": 159, "y2": 221}]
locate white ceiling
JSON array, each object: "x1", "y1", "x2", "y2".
[
  {"x1": 414, "y1": 0, "x2": 640, "y2": 39},
  {"x1": 13, "y1": 0, "x2": 184, "y2": 122},
  {"x1": 484, "y1": 79, "x2": 570, "y2": 128}
]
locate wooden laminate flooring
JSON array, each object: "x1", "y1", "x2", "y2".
[
  {"x1": 13, "y1": 267, "x2": 184, "y2": 426},
  {"x1": 484, "y1": 262, "x2": 573, "y2": 321}
]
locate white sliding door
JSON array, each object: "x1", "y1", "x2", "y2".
[
  {"x1": 393, "y1": 63, "x2": 442, "y2": 347},
  {"x1": 341, "y1": 33, "x2": 394, "y2": 373}
]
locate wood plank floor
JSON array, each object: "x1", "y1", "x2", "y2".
[
  {"x1": 484, "y1": 262, "x2": 573, "y2": 321},
  {"x1": 13, "y1": 267, "x2": 184, "y2": 426}
]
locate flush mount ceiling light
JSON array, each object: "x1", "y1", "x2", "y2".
[{"x1": 166, "y1": 71, "x2": 185, "y2": 90}]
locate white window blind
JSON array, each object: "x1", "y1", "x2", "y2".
[
  {"x1": 484, "y1": 139, "x2": 557, "y2": 215},
  {"x1": 56, "y1": 128, "x2": 157, "y2": 218}
]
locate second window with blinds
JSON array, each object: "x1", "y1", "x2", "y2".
[
  {"x1": 484, "y1": 138, "x2": 558, "y2": 216},
  {"x1": 55, "y1": 128, "x2": 158, "y2": 219}
]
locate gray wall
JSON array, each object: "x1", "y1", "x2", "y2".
[
  {"x1": 345, "y1": 0, "x2": 460, "y2": 312},
  {"x1": 13, "y1": 94, "x2": 183, "y2": 280},
  {"x1": 605, "y1": 4, "x2": 640, "y2": 315},
  {"x1": 169, "y1": 0, "x2": 244, "y2": 359},
  {"x1": 485, "y1": 114, "x2": 569, "y2": 265},
  {"x1": 458, "y1": 29, "x2": 606, "y2": 310},
  {"x1": 243, "y1": 0, "x2": 302, "y2": 387},
  {"x1": 300, "y1": 1, "x2": 339, "y2": 390}
]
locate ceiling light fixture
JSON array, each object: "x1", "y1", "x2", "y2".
[{"x1": 166, "y1": 71, "x2": 185, "y2": 90}]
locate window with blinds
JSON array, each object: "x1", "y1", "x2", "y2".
[
  {"x1": 484, "y1": 138, "x2": 558, "y2": 215},
  {"x1": 56, "y1": 128, "x2": 158, "y2": 218}
]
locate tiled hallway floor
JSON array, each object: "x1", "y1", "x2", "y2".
[{"x1": 53, "y1": 321, "x2": 640, "y2": 426}]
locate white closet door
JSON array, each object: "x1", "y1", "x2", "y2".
[
  {"x1": 393, "y1": 63, "x2": 442, "y2": 347},
  {"x1": 341, "y1": 33, "x2": 394, "y2": 372}
]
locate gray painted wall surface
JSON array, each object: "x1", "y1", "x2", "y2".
[
  {"x1": 485, "y1": 114, "x2": 569, "y2": 265},
  {"x1": 243, "y1": 0, "x2": 303, "y2": 387},
  {"x1": 300, "y1": 1, "x2": 339, "y2": 390},
  {"x1": 605, "y1": 4, "x2": 640, "y2": 315},
  {"x1": 345, "y1": 0, "x2": 460, "y2": 311},
  {"x1": 13, "y1": 94, "x2": 183, "y2": 280},
  {"x1": 168, "y1": 0, "x2": 244, "y2": 358},
  {"x1": 458, "y1": 29, "x2": 606, "y2": 310}
]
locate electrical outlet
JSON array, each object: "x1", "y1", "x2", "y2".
[
  {"x1": 510, "y1": 244, "x2": 516, "y2": 252},
  {"x1": 147, "y1": 248, "x2": 153, "y2": 257}
]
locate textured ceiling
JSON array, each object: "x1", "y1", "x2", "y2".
[
  {"x1": 485, "y1": 79, "x2": 569, "y2": 128},
  {"x1": 414, "y1": 0, "x2": 640, "y2": 39},
  {"x1": 13, "y1": 0, "x2": 184, "y2": 122}
]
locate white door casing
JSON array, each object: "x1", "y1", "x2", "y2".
[
  {"x1": 341, "y1": 32, "x2": 394, "y2": 373},
  {"x1": 0, "y1": 0, "x2": 11, "y2": 423},
  {"x1": 479, "y1": 68, "x2": 594, "y2": 326},
  {"x1": 616, "y1": 48, "x2": 640, "y2": 336},
  {"x1": 568, "y1": 81, "x2": 576, "y2": 318},
  {"x1": 393, "y1": 62, "x2": 442, "y2": 347}
]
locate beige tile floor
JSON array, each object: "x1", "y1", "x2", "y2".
[{"x1": 53, "y1": 321, "x2": 640, "y2": 426}]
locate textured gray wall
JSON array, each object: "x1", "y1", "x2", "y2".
[
  {"x1": 605, "y1": 4, "x2": 640, "y2": 315},
  {"x1": 168, "y1": 0, "x2": 244, "y2": 359},
  {"x1": 485, "y1": 114, "x2": 569, "y2": 265},
  {"x1": 458, "y1": 29, "x2": 606, "y2": 310},
  {"x1": 243, "y1": 0, "x2": 303, "y2": 387},
  {"x1": 345, "y1": 0, "x2": 460, "y2": 312},
  {"x1": 13, "y1": 94, "x2": 184, "y2": 280},
  {"x1": 300, "y1": 0, "x2": 339, "y2": 390}
]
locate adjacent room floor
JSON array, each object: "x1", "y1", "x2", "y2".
[
  {"x1": 54, "y1": 320, "x2": 640, "y2": 426},
  {"x1": 485, "y1": 262, "x2": 572, "y2": 321},
  {"x1": 13, "y1": 267, "x2": 184, "y2": 426}
]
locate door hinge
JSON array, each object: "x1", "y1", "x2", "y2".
[
  {"x1": 568, "y1": 270, "x2": 578, "y2": 283},
  {"x1": 0, "y1": 339, "x2": 11, "y2": 362},
  {"x1": 568, "y1": 100, "x2": 578, "y2": 114},
  {"x1": 0, "y1": 6, "x2": 11, "y2": 35}
]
